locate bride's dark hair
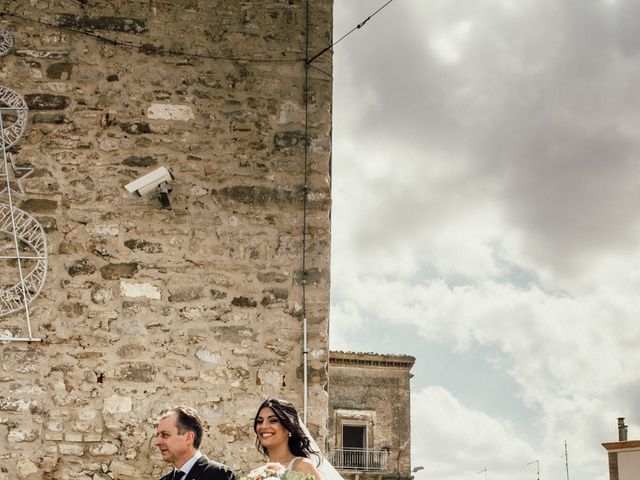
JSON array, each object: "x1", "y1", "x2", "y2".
[{"x1": 253, "y1": 398, "x2": 320, "y2": 462}]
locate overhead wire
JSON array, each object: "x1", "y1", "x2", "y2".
[
  {"x1": 4, "y1": 0, "x2": 397, "y2": 74},
  {"x1": 306, "y1": 0, "x2": 396, "y2": 66}
]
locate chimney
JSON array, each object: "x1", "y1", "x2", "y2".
[{"x1": 618, "y1": 417, "x2": 628, "y2": 441}]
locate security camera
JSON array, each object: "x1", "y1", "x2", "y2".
[
  {"x1": 125, "y1": 166, "x2": 174, "y2": 209},
  {"x1": 125, "y1": 166, "x2": 173, "y2": 196}
]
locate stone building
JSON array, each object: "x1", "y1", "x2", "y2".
[
  {"x1": 327, "y1": 351, "x2": 415, "y2": 480},
  {"x1": 0, "y1": 1, "x2": 332, "y2": 479},
  {"x1": 602, "y1": 418, "x2": 640, "y2": 480}
]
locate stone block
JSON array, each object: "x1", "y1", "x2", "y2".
[
  {"x1": 257, "y1": 271, "x2": 290, "y2": 283},
  {"x1": 121, "y1": 156, "x2": 156, "y2": 167},
  {"x1": 103, "y1": 394, "x2": 132, "y2": 414},
  {"x1": 261, "y1": 287, "x2": 289, "y2": 306},
  {"x1": 119, "y1": 281, "x2": 161, "y2": 300},
  {"x1": 32, "y1": 113, "x2": 66, "y2": 124},
  {"x1": 89, "y1": 442, "x2": 119, "y2": 455},
  {"x1": 65, "y1": 432, "x2": 83, "y2": 442},
  {"x1": 120, "y1": 122, "x2": 152, "y2": 134},
  {"x1": 67, "y1": 258, "x2": 97, "y2": 277},
  {"x1": 109, "y1": 460, "x2": 142, "y2": 478},
  {"x1": 168, "y1": 287, "x2": 203, "y2": 302},
  {"x1": 58, "y1": 302, "x2": 86, "y2": 318},
  {"x1": 19, "y1": 198, "x2": 57, "y2": 213},
  {"x1": 195, "y1": 350, "x2": 221, "y2": 364},
  {"x1": 113, "y1": 362, "x2": 155, "y2": 382},
  {"x1": 124, "y1": 239, "x2": 162, "y2": 253},
  {"x1": 15, "y1": 457, "x2": 39, "y2": 478},
  {"x1": 231, "y1": 296, "x2": 257, "y2": 308},
  {"x1": 100, "y1": 263, "x2": 138, "y2": 280},
  {"x1": 274, "y1": 131, "x2": 307, "y2": 149},
  {"x1": 24, "y1": 93, "x2": 70, "y2": 110},
  {"x1": 8, "y1": 428, "x2": 38, "y2": 442},
  {"x1": 47, "y1": 62, "x2": 73, "y2": 80},
  {"x1": 91, "y1": 286, "x2": 114, "y2": 304},
  {"x1": 44, "y1": 431, "x2": 63, "y2": 441},
  {"x1": 147, "y1": 104, "x2": 194, "y2": 121},
  {"x1": 58, "y1": 443, "x2": 84, "y2": 456}
]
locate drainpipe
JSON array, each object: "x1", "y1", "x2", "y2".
[{"x1": 303, "y1": 316, "x2": 308, "y2": 424}]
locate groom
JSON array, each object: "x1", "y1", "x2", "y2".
[{"x1": 154, "y1": 406, "x2": 236, "y2": 480}]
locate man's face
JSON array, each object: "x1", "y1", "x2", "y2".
[{"x1": 153, "y1": 412, "x2": 194, "y2": 467}]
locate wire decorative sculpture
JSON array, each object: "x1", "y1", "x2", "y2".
[
  {"x1": 0, "y1": 30, "x2": 13, "y2": 58},
  {"x1": 0, "y1": 30, "x2": 48, "y2": 342}
]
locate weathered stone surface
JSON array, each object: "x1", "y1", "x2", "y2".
[
  {"x1": 121, "y1": 156, "x2": 156, "y2": 168},
  {"x1": 261, "y1": 287, "x2": 289, "y2": 306},
  {"x1": 210, "y1": 289, "x2": 227, "y2": 300},
  {"x1": 124, "y1": 238, "x2": 162, "y2": 253},
  {"x1": 88, "y1": 224, "x2": 120, "y2": 237},
  {"x1": 119, "y1": 281, "x2": 161, "y2": 299},
  {"x1": 58, "y1": 302, "x2": 86, "y2": 317},
  {"x1": 168, "y1": 287, "x2": 203, "y2": 302},
  {"x1": 231, "y1": 296, "x2": 257, "y2": 308},
  {"x1": 91, "y1": 285, "x2": 114, "y2": 304},
  {"x1": 32, "y1": 113, "x2": 66, "y2": 124},
  {"x1": 195, "y1": 350, "x2": 220, "y2": 364},
  {"x1": 103, "y1": 394, "x2": 132, "y2": 414},
  {"x1": 257, "y1": 271, "x2": 290, "y2": 283},
  {"x1": 8, "y1": 428, "x2": 38, "y2": 443},
  {"x1": 147, "y1": 104, "x2": 194, "y2": 121},
  {"x1": 15, "y1": 457, "x2": 39, "y2": 479},
  {"x1": 1, "y1": 347, "x2": 41, "y2": 373},
  {"x1": 100, "y1": 263, "x2": 138, "y2": 280},
  {"x1": 109, "y1": 460, "x2": 143, "y2": 478},
  {"x1": 45, "y1": 14, "x2": 148, "y2": 33},
  {"x1": 19, "y1": 198, "x2": 57, "y2": 213},
  {"x1": 294, "y1": 267, "x2": 329, "y2": 285},
  {"x1": 213, "y1": 186, "x2": 302, "y2": 205},
  {"x1": 35, "y1": 215, "x2": 58, "y2": 233},
  {"x1": 1, "y1": 2, "x2": 333, "y2": 478},
  {"x1": 47, "y1": 62, "x2": 73, "y2": 80},
  {"x1": 68, "y1": 258, "x2": 97, "y2": 277},
  {"x1": 120, "y1": 122, "x2": 152, "y2": 134},
  {"x1": 89, "y1": 442, "x2": 119, "y2": 455},
  {"x1": 274, "y1": 131, "x2": 307, "y2": 149},
  {"x1": 59, "y1": 442, "x2": 84, "y2": 456},
  {"x1": 114, "y1": 363, "x2": 155, "y2": 382},
  {"x1": 24, "y1": 94, "x2": 70, "y2": 110}
]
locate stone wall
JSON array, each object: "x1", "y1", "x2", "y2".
[
  {"x1": 328, "y1": 352, "x2": 415, "y2": 480},
  {"x1": 0, "y1": 1, "x2": 332, "y2": 479}
]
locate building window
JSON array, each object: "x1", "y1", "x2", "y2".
[
  {"x1": 343, "y1": 425, "x2": 366, "y2": 449},
  {"x1": 342, "y1": 424, "x2": 367, "y2": 468},
  {"x1": 331, "y1": 409, "x2": 388, "y2": 471}
]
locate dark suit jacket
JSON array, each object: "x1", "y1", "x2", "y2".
[{"x1": 160, "y1": 455, "x2": 236, "y2": 480}]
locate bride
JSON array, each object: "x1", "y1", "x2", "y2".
[{"x1": 252, "y1": 399, "x2": 325, "y2": 480}]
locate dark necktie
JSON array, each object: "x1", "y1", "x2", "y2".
[{"x1": 173, "y1": 470, "x2": 185, "y2": 480}]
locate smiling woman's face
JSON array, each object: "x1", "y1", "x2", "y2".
[{"x1": 255, "y1": 406, "x2": 290, "y2": 451}]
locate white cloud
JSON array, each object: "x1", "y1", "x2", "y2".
[
  {"x1": 332, "y1": 1, "x2": 640, "y2": 479},
  {"x1": 412, "y1": 386, "x2": 534, "y2": 480}
]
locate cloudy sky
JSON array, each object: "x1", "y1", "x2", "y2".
[{"x1": 329, "y1": 1, "x2": 640, "y2": 479}]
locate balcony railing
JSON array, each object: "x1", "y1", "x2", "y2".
[{"x1": 329, "y1": 447, "x2": 389, "y2": 471}]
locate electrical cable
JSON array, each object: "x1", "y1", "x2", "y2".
[{"x1": 306, "y1": 0, "x2": 396, "y2": 65}]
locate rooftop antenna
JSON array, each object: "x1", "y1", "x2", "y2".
[
  {"x1": 526, "y1": 460, "x2": 540, "y2": 480},
  {"x1": 476, "y1": 467, "x2": 487, "y2": 480},
  {"x1": 563, "y1": 441, "x2": 570, "y2": 480}
]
